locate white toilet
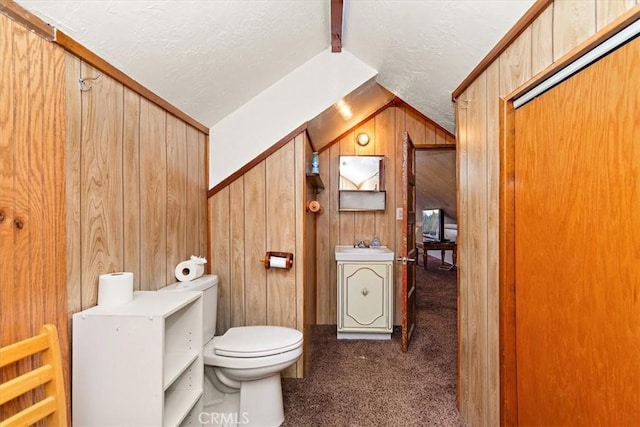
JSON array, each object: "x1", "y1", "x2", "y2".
[{"x1": 162, "y1": 275, "x2": 302, "y2": 427}]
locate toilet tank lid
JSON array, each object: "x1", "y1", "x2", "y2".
[
  {"x1": 161, "y1": 274, "x2": 219, "y2": 291},
  {"x1": 214, "y1": 326, "x2": 303, "y2": 358}
]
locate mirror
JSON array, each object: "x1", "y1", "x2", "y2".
[{"x1": 339, "y1": 156, "x2": 384, "y2": 191}]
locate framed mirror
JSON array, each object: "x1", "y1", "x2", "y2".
[
  {"x1": 338, "y1": 155, "x2": 385, "y2": 211},
  {"x1": 338, "y1": 155, "x2": 384, "y2": 191}
]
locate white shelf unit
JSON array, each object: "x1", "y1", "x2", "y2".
[{"x1": 73, "y1": 291, "x2": 203, "y2": 427}]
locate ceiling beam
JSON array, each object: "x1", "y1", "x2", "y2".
[{"x1": 331, "y1": 0, "x2": 343, "y2": 52}]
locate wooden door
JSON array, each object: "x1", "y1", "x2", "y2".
[
  {"x1": 401, "y1": 131, "x2": 417, "y2": 352},
  {"x1": 504, "y1": 36, "x2": 640, "y2": 424}
]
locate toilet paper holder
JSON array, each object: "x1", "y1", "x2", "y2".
[{"x1": 259, "y1": 251, "x2": 294, "y2": 269}]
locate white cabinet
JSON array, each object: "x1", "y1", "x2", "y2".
[
  {"x1": 337, "y1": 261, "x2": 393, "y2": 339},
  {"x1": 73, "y1": 291, "x2": 203, "y2": 427}
]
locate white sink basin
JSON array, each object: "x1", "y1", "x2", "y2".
[{"x1": 335, "y1": 245, "x2": 395, "y2": 261}]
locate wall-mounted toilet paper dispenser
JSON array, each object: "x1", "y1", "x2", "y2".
[{"x1": 259, "y1": 251, "x2": 294, "y2": 269}]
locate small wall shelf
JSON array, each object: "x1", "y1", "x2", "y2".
[{"x1": 306, "y1": 172, "x2": 325, "y2": 194}]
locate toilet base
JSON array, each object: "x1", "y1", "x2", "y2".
[
  {"x1": 200, "y1": 373, "x2": 284, "y2": 427},
  {"x1": 239, "y1": 373, "x2": 284, "y2": 427}
]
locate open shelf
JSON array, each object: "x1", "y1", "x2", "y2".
[
  {"x1": 163, "y1": 351, "x2": 199, "y2": 390},
  {"x1": 306, "y1": 172, "x2": 325, "y2": 194},
  {"x1": 163, "y1": 388, "x2": 202, "y2": 427}
]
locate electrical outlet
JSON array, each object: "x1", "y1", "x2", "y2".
[{"x1": 396, "y1": 208, "x2": 403, "y2": 220}]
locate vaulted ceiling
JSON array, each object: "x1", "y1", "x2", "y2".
[{"x1": 16, "y1": 0, "x2": 534, "y2": 132}]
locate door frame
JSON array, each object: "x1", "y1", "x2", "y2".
[{"x1": 400, "y1": 131, "x2": 417, "y2": 352}]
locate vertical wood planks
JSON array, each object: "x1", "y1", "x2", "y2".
[
  {"x1": 229, "y1": 179, "x2": 245, "y2": 327},
  {"x1": 374, "y1": 108, "x2": 395, "y2": 266},
  {"x1": 66, "y1": 61, "x2": 207, "y2": 303},
  {"x1": 0, "y1": 15, "x2": 17, "y2": 346},
  {"x1": 49, "y1": 38, "x2": 69, "y2": 390},
  {"x1": 186, "y1": 125, "x2": 201, "y2": 257},
  {"x1": 315, "y1": 147, "x2": 332, "y2": 324},
  {"x1": 455, "y1": 92, "x2": 470, "y2": 420},
  {"x1": 12, "y1": 18, "x2": 33, "y2": 349},
  {"x1": 198, "y1": 131, "x2": 208, "y2": 258},
  {"x1": 326, "y1": 142, "x2": 341, "y2": 324},
  {"x1": 28, "y1": 34, "x2": 45, "y2": 341},
  {"x1": 265, "y1": 143, "x2": 296, "y2": 329},
  {"x1": 393, "y1": 107, "x2": 405, "y2": 325},
  {"x1": 210, "y1": 188, "x2": 230, "y2": 334},
  {"x1": 467, "y1": 74, "x2": 489, "y2": 425},
  {"x1": 500, "y1": 28, "x2": 532, "y2": 95},
  {"x1": 338, "y1": 133, "x2": 356, "y2": 245},
  {"x1": 80, "y1": 65, "x2": 124, "y2": 306},
  {"x1": 139, "y1": 99, "x2": 166, "y2": 290},
  {"x1": 354, "y1": 118, "x2": 377, "y2": 243},
  {"x1": 122, "y1": 88, "x2": 141, "y2": 289},
  {"x1": 553, "y1": 0, "x2": 597, "y2": 61},
  {"x1": 64, "y1": 52, "x2": 82, "y2": 308},
  {"x1": 596, "y1": 0, "x2": 637, "y2": 29},
  {"x1": 485, "y1": 61, "x2": 501, "y2": 427},
  {"x1": 1, "y1": 14, "x2": 69, "y2": 420},
  {"x1": 405, "y1": 109, "x2": 426, "y2": 147},
  {"x1": 166, "y1": 115, "x2": 187, "y2": 283},
  {"x1": 531, "y1": 5, "x2": 554, "y2": 76},
  {"x1": 244, "y1": 163, "x2": 267, "y2": 326},
  {"x1": 294, "y1": 134, "x2": 308, "y2": 377}
]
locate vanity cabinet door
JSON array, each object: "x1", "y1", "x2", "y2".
[{"x1": 338, "y1": 262, "x2": 392, "y2": 332}]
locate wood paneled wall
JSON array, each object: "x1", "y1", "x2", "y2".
[
  {"x1": 65, "y1": 54, "x2": 208, "y2": 313},
  {"x1": 0, "y1": 13, "x2": 69, "y2": 419},
  {"x1": 208, "y1": 133, "x2": 314, "y2": 378},
  {"x1": 454, "y1": 1, "x2": 638, "y2": 425},
  {"x1": 315, "y1": 106, "x2": 455, "y2": 325}
]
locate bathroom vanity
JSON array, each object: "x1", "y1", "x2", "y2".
[
  {"x1": 72, "y1": 291, "x2": 203, "y2": 426},
  {"x1": 335, "y1": 246, "x2": 394, "y2": 339}
]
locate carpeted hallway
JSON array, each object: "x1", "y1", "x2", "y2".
[{"x1": 282, "y1": 256, "x2": 465, "y2": 426}]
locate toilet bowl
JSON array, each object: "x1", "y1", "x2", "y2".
[{"x1": 162, "y1": 275, "x2": 302, "y2": 427}]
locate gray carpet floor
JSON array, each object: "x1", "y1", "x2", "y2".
[{"x1": 282, "y1": 256, "x2": 466, "y2": 426}]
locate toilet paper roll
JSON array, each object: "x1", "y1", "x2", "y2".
[
  {"x1": 98, "y1": 272, "x2": 134, "y2": 307},
  {"x1": 175, "y1": 260, "x2": 205, "y2": 282},
  {"x1": 269, "y1": 256, "x2": 288, "y2": 269}
]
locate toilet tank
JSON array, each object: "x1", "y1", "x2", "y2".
[{"x1": 161, "y1": 274, "x2": 218, "y2": 343}]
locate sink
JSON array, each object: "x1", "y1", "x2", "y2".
[{"x1": 334, "y1": 245, "x2": 395, "y2": 261}]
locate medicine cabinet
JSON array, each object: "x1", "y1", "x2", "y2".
[{"x1": 338, "y1": 155, "x2": 386, "y2": 211}]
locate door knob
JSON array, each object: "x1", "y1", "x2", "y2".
[{"x1": 396, "y1": 256, "x2": 416, "y2": 265}]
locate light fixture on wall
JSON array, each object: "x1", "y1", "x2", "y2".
[{"x1": 356, "y1": 133, "x2": 370, "y2": 146}]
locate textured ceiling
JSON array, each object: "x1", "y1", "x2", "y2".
[{"x1": 17, "y1": 0, "x2": 535, "y2": 132}]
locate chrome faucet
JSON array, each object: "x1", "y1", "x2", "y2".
[{"x1": 354, "y1": 240, "x2": 370, "y2": 248}]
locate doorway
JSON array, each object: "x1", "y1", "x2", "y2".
[{"x1": 415, "y1": 147, "x2": 457, "y2": 267}]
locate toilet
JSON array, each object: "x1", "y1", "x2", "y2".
[{"x1": 162, "y1": 275, "x2": 302, "y2": 427}]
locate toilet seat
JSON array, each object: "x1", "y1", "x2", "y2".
[{"x1": 213, "y1": 326, "x2": 303, "y2": 358}]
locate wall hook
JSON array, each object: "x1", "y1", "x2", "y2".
[{"x1": 78, "y1": 74, "x2": 102, "y2": 92}]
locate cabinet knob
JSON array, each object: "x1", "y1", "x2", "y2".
[
  {"x1": 362, "y1": 288, "x2": 369, "y2": 296},
  {"x1": 14, "y1": 218, "x2": 24, "y2": 229},
  {"x1": 0, "y1": 210, "x2": 4, "y2": 222}
]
